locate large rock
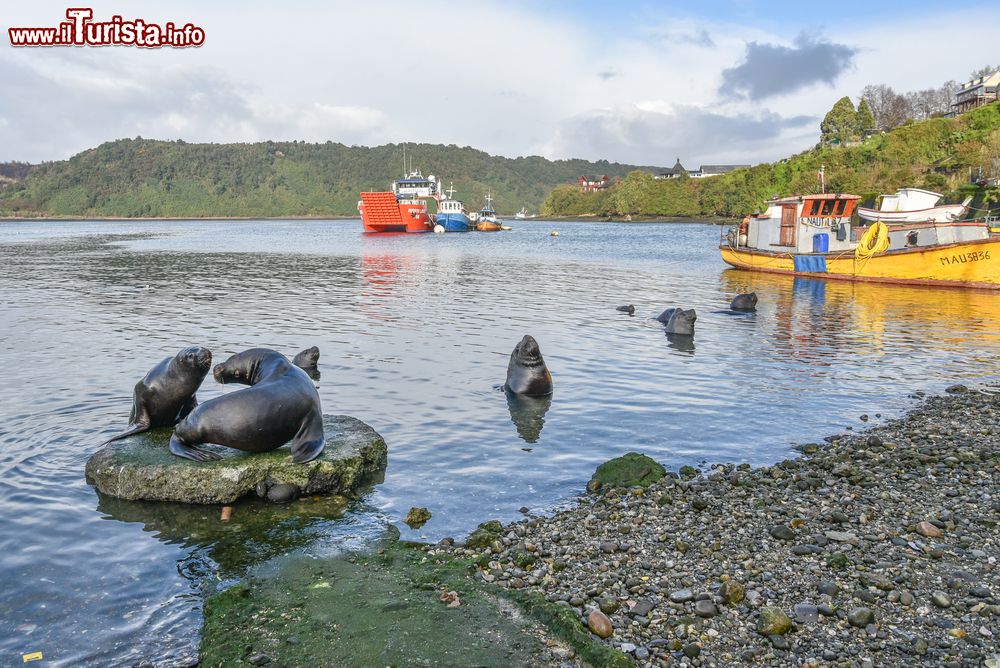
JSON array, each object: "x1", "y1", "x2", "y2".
[
  {"x1": 591, "y1": 452, "x2": 666, "y2": 488},
  {"x1": 85, "y1": 415, "x2": 387, "y2": 504}
]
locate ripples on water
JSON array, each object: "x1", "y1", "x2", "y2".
[{"x1": 1, "y1": 219, "x2": 999, "y2": 665}]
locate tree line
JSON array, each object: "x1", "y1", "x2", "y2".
[{"x1": 0, "y1": 140, "x2": 659, "y2": 218}]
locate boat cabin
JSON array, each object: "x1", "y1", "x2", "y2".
[
  {"x1": 438, "y1": 198, "x2": 466, "y2": 214},
  {"x1": 743, "y1": 194, "x2": 859, "y2": 254},
  {"x1": 393, "y1": 170, "x2": 438, "y2": 199}
]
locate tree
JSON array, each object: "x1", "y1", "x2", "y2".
[
  {"x1": 820, "y1": 96, "x2": 858, "y2": 144},
  {"x1": 855, "y1": 99, "x2": 876, "y2": 135},
  {"x1": 970, "y1": 65, "x2": 997, "y2": 80},
  {"x1": 861, "y1": 84, "x2": 910, "y2": 131}
]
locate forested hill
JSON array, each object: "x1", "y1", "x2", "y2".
[
  {"x1": 0, "y1": 139, "x2": 660, "y2": 218},
  {"x1": 541, "y1": 102, "x2": 1000, "y2": 219}
]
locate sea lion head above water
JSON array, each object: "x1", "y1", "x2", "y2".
[
  {"x1": 730, "y1": 292, "x2": 758, "y2": 311},
  {"x1": 504, "y1": 335, "x2": 553, "y2": 397},
  {"x1": 660, "y1": 308, "x2": 697, "y2": 336}
]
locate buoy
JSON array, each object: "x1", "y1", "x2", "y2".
[
  {"x1": 434, "y1": 224, "x2": 445, "y2": 234},
  {"x1": 550, "y1": 230, "x2": 560, "y2": 237}
]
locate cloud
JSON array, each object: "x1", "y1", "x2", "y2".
[
  {"x1": 720, "y1": 34, "x2": 858, "y2": 100},
  {"x1": 597, "y1": 68, "x2": 620, "y2": 80},
  {"x1": 540, "y1": 103, "x2": 815, "y2": 167},
  {"x1": 649, "y1": 27, "x2": 715, "y2": 48}
]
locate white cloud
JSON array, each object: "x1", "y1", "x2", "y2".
[{"x1": 0, "y1": 1, "x2": 997, "y2": 166}]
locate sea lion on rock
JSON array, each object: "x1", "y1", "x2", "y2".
[
  {"x1": 616, "y1": 304, "x2": 635, "y2": 315},
  {"x1": 104, "y1": 346, "x2": 212, "y2": 443},
  {"x1": 292, "y1": 346, "x2": 321, "y2": 380},
  {"x1": 730, "y1": 292, "x2": 758, "y2": 311},
  {"x1": 655, "y1": 308, "x2": 697, "y2": 336},
  {"x1": 168, "y1": 348, "x2": 324, "y2": 463},
  {"x1": 504, "y1": 335, "x2": 553, "y2": 397}
]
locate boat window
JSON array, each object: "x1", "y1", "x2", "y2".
[
  {"x1": 801, "y1": 201, "x2": 816, "y2": 216},
  {"x1": 833, "y1": 200, "x2": 846, "y2": 216},
  {"x1": 821, "y1": 200, "x2": 836, "y2": 216}
]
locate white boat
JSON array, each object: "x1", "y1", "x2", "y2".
[
  {"x1": 858, "y1": 188, "x2": 971, "y2": 223},
  {"x1": 514, "y1": 207, "x2": 535, "y2": 219}
]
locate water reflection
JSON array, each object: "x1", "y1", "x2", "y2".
[
  {"x1": 666, "y1": 333, "x2": 696, "y2": 354},
  {"x1": 504, "y1": 391, "x2": 552, "y2": 444}
]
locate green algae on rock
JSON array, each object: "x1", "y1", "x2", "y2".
[
  {"x1": 591, "y1": 452, "x2": 666, "y2": 488},
  {"x1": 85, "y1": 415, "x2": 387, "y2": 504},
  {"x1": 200, "y1": 537, "x2": 625, "y2": 668}
]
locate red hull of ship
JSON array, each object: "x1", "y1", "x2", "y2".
[{"x1": 359, "y1": 191, "x2": 432, "y2": 233}]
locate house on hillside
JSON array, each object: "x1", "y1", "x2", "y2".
[
  {"x1": 950, "y1": 68, "x2": 1000, "y2": 116},
  {"x1": 654, "y1": 158, "x2": 688, "y2": 179},
  {"x1": 691, "y1": 164, "x2": 750, "y2": 178},
  {"x1": 579, "y1": 175, "x2": 612, "y2": 192},
  {"x1": 654, "y1": 158, "x2": 748, "y2": 179}
]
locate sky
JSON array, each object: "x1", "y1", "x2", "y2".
[{"x1": 1, "y1": 0, "x2": 997, "y2": 167}]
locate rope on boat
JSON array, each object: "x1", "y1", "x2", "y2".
[{"x1": 854, "y1": 221, "x2": 889, "y2": 274}]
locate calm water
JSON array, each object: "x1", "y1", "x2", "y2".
[{"x1": 1, "y1": 219, "x2": 999, "y2": 665}]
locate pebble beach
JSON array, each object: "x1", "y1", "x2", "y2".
[{"x1": 435, "y1": 386, "x2": 1000, "y2": 666}]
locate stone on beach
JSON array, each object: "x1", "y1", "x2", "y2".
[
  {"x1": 85, "y1": 415, "x2": 387, "y2": 504},
  {"x1": 589, "y1": 452, "x2": 666, "y2": 488}
]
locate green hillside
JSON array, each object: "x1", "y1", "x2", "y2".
[
  {"x1": 542, "y1": 103, "x2": 1000, "y2": 219},
  {"x1": 0, "y1": 139, "x2": 660, "y2": 218}
]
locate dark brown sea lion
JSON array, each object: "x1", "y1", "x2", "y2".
[
  {"x1": 504, "y1": 335, "x2": 553, "y2": 397},
  {"x1": 168, "y1": 348, "x2": 324, "y2": 463},
  {"x1": 616, "y1": 304, "x2": 635, "y2": 315},
  {"x1": 104, "y1": 346, "x2": 212, "y2": 443},
  {"x1": 292, "y1": 346, "x2": 321, "y2": 380},
  {"x1": 730, "y1": 292, "x2": 758, "y2": 311},
  {"x1": 655, "y1": 308, "x2": 697, "y2": 335}
]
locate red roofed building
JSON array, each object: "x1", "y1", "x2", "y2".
[{"x1": 579, "y1": 175, "x2": 611, "y2": 192}]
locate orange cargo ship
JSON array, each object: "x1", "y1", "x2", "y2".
[{"x1": 358, "y1": 167, "x2": 438, "y2": 234}]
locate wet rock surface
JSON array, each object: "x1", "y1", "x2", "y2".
[
  {"x1": 439, "y1": 389, "x2": 1000, "y2": 666},
  {"x1": 85, "y1": 415, "x2": 387, "y2": 504}
]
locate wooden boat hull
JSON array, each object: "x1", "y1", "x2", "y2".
[
  {"x1": 720, "y1": 237, "x2": 1000, "y2": 289},
  {"x1": 476, "y1": 221, "x2": 502, "y2": 231}
]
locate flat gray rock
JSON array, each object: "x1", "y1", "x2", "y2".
[{"x1": 85, "y1": 415, "x2": 387, "y2": 504}]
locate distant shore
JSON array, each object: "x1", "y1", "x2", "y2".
[{"x1": 0, "y1": 215, "x2": 735, "y2": 224}]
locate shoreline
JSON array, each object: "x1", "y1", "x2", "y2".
[{"x1": 200, "y1": 386, "x2": 1000, "y2": 666}]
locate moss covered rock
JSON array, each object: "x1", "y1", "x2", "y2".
[
  {"x1": 85, "y1": 415, "x2": 386, "y2": 504},
  {"x1": 591, "y1": 452, "x2": 666, "y2": 488}
]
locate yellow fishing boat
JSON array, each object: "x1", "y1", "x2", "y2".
[{"x1": 721, "y1": 193, "x2": 1000, "y2": 289}]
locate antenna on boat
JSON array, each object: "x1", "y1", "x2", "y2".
[
  {"x1": 446, "y1": 183, "x2": 456, "y2": 199},
  {"x1": 402, "y1": 145, "x2": 406, "y2": 177}
]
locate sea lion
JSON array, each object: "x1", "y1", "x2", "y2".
[
  {"x1": 730, "y1": 292, "x2": 758, "y2": 311},
  {"x1": 168, "y1": 348, "x2": 325, "y2": 463},
  {"x1": 292, "y1": 346, "x2": 321, "y2": 380},
  {"x1": 655, "y1": 308, "x2": 697, "y2": 336},
  {"x1": 104, "y1": 346, "x2": 212, "y2": 443},
  {"x1": 504, "y1": 335, "x2": 553, "y2": 397},
  {"x1": 616, "y1": 305, "x2": 636, "y2": 315}
]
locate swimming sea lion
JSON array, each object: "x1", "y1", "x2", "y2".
[
  {"x1": 292, "y1": 346, "x2": 321, "y2": 380},
  {"x1": 656, "y1": 308, "x2": 697, "y2": 336},
  {"x1": 104, "y1": 346, "x2": 212, "y2": 443},
  {"x1": 168, "y1": 348, "x2": 325, "y2": 463},
  {"x1": 730, "y1": 292, "x2": 758, "y2": 311},
  {"x1": 504, "y1": 335, "x2": 553, "y2": 397},
  {"x1": 616, "y1": 305, "x2": 635, "y2": 315}
]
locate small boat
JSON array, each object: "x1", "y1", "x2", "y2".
[
  {"x1": 476, "y1": 192, "x2": 502, "y2": 231},
  {"x1": 436, "y1": 183, "x2": 471, "y2": 232},
  {"x1": 858, "y1": 188, "x2": 971, "y2": 223},
  {"x1": 514, "y1": 207, "x2": 535, "y2": 220},
  {"x1": 721, "y1": 192, "x2": 1000, "y2": 289}
]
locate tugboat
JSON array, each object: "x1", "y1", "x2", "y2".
[
  {"x1": 435, "y1": 184, "x2": 471, "y2": 232},
  {"x1": 357, "y1": 152, "x2": 438, "y2": 233},
  {"x1": 476, "y1": 191, "x2": 502, "y2": 232},
  {"x1": 721, "y1": 191, "x2": 1000, "y2": 289}
]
